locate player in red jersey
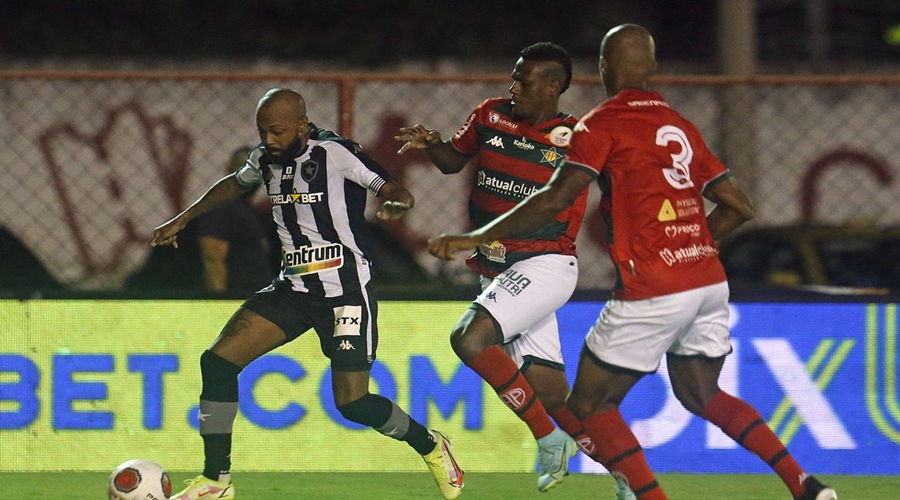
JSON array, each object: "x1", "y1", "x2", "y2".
[
  {"x1": 397, "y1": 43, "x2": 632, "y2": 497},
  {"x1": 428, "y1": 25, "x2": 836, "y2": 500}
]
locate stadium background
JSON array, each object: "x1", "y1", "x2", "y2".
[{"x1": 2, "y1": 0, "x2": 900, "y2": 479}]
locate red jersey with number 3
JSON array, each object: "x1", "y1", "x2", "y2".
[
  {"x1": 451, "y1": 97, "x2": 586, "y2": 277},
  {"x1": 562, "y1": 89, "x2": 731, "y2": 300}
]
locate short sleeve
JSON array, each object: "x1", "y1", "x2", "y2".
[
  {"x1": 561, "y1": 116, "x2": 614, "y2": 176},
  {"x1": 450, "y1": 100, "x2": 490, "y2": 156},
  {"x1": 235, "y1": 147, "x2": 265, "y2": 187},
  {"x1": 324, "y1": 142, "x2": 388, "y2": 194}
]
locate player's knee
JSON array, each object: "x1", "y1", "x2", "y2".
[
  {"x1": 678, "y1": 398, "x2": 706, "y2": 416},
  {"x1": 672, "y1": 385, "x2": 711, "y2": 416},
  {"x1": 566, "y1": 389, "x2": 620, "y2": 420},
  {"x1": 199, "y1": 350, "x2": 243, "y2": 402},
  {"x1": 450, "y1": 327, "x2": 493, "y2": 362},
  {"x1": 450, "y1": 310, "x2": 500, "y2": 361},
  {"x1": 449, "y1": 324, "x2": 469, "y2": 357},
  {"x1": 566, "y1": 396, "x2": 594, "y2": 420},
  {"x1": 336, "y1": 398, "x2": 364, "y2": 424},
  {"x1": 336, "y1": 393, "x2": 390, "y2": 427}
]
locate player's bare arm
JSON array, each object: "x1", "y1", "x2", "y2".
[
  {"x1": 428, "y1": 166, "x2": 592, "y2": 260},
  {"x1": 704, "y1": 177, "x2": 755, "y2": 240},
  {"x1": 395, "y1": 124, "x2": 470, "y2": 174},
  {"x1": 375, "y1": 180, "x2": 415, "y2": 221},
  {"x1": 151, "y1": 173, "x2": 250, "y2": 248}
]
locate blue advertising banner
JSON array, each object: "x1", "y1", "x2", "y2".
[
  {"x1": 1, "y1": 300, "x2": 898, "y2": 474},
  {"x1": 560, "y1": 302, "x2": 900, "y2": 474}
]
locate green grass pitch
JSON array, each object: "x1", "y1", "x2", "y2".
[{"x1": 3, "y1": 472, "x2": 895, "y2": 499}]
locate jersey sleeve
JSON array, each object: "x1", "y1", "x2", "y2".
[
  {"x1": 560, "y1": 116, "x2": 614, "y2": 177},
  {"x1": 312, "y1": 125, "x2": 396, "y2": 184},
  {"x1": 325, "y1": 142, "x2": 389, "y2": 194},
  {"x1": 235, "y1": 146, "x2": 265, "y2": 187},
  {"x1": 450, "y1": 100, "x2": 489, "y2": 156}
]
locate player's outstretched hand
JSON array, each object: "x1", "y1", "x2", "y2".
[
  {"x1": 394, "y1": 124, "x2": 442, "y2": 154},
  {"x1": 376, "y1": 200, "x2": 412, "y2": 221},
  {"x1": 428, "y1": 233, "x2": 478, "y2": 261},
  {"x1": 150, "y1": 217, "x2": 187, "y2": 248}
]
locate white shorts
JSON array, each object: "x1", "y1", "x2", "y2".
[
  {"x1": 474, "y1": 254, "x2": 578, "y2": 368},
  {"x1": 584, "y1": 281, "x2": 732, "y2": 373}
]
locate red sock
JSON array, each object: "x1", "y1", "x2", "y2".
[
  {"x1": 466, "y1": 345, "x2": 555, "y2": 439},
  {"x1": 581, "y1": 408, "x2": 667, "y2": 500},
  {"x1": 550, "y1": 405, "x2": 600, "y2": 467},
  {"x1": 702, "y1": 391, "x2": 806, "y2": 498},
  {"x1": 550, "y1": 406, "x2": 583, "y2": 437}
]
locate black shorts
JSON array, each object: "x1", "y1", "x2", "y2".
[{"x1": 240, "y1": 279, "x2": 378, "y2": 371}]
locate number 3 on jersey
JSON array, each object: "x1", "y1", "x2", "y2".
[{"x1": 656, "y1": 125, "x2": 694, "y2": 189}]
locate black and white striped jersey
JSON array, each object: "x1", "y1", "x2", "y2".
[{"x1": 235, "y1": 128, "x2": 391, "y2": 298}]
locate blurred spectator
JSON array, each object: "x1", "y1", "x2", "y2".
[
  {"x1": 127, "y1": 148, "x2": 275, "y2": 293},
  {"x1": 194, "y1": 147, "x2": 275, "y2": 293}
]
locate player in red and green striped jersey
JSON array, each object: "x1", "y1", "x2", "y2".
[{"x1": 397, "y1": 42, "x2": 633, "y2": 499}]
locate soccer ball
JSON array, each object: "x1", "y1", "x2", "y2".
[{"x1": 107, "y1": 459, "x2": 172, "y2": 500}]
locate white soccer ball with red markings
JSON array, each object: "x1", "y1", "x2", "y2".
[{"x1": 107, "y1": 459, "x2": 172, "y2": 500}]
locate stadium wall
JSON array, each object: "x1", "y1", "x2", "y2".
[
  {"x1": 1, "y1": 299, "x2": 898, "y2": 474},
  {"x1": 1, "y1": 72, "x2": 899, "y2": 291}
]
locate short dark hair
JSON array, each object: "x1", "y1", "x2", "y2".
[{"x1": 520, "y1": 42, "x2": 573, "y2": 94}]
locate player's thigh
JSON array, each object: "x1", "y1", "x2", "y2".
[
  {"x1": 568, "y1": 346, "x2": 644, "y2": 417},
  {"x1": 210, "y1": 307, "x2": 288, "y2": 368},
  {"x1": 476, "y1": 254, "x2": 577, "y2": 343},
  {"x1": 312, "y1": 285, "x2": 379, "y2": 373},
  {"x1": 501, "y1": 311, "x2": 565, "y2": 368},
  {"x1": 331, "y1": 369, "x2": 372, "y2": 407},
  {"x1": 668, "y1": 282, "x2": 731, "y2": 360},
  {"x1": 219, "y1": 279, "x2": 319, "y2": 367},
  {"x1": 584, "y1": 289, "x2": 706, "y2": 373}
]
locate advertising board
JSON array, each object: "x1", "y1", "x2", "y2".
[{"x1": 1, "y1": 300, "x2": 897, "y2": 473}]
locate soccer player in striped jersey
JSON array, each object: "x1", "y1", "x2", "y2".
[
  {"x1": 396, "y1": 43, "x2": 633, "y2": 499},
  {"x1": 152, "y1": 88, "x2": 464, "y2": 500},
  {"x1": 428, "y1": 25, "x2": 836, "y2": 500}
]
